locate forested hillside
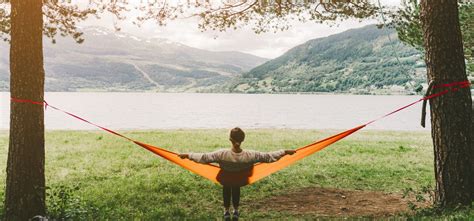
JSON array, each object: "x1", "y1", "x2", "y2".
[{"x1": 224, "y1": 25, "x2": 427, "y2": 94}]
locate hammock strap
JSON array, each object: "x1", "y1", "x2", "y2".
[
  {"x1": 421, "y1": 81, "x2": 435, "y2": 128},
  {"x1": 10, "y1": 97, "x2": 134, "y2": 142},
  {"x1": 364, "y1": 80, "x2": 471, "y2": 126}
]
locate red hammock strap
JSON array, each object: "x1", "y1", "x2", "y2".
[
  {"x1": 10, "y1": 97, "x2": 134, "y2": 142},
  {"x1": 420, "y1": 80, "x2": 471, "y2": 127},
  {"x1": 432, "y1": 80, "x2": 471, "y2": 89},
  {"x1": 11, "y1": 97, "x2": 45, "y2": 106},
  {"x1": 365, "y1": 80, "x2": 471, "y2": 126}
]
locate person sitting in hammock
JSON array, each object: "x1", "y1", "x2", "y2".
[{"x1": 179, "y1": 127, "x2": 296, "y2": 221}]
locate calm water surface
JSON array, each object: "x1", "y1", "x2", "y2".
[{"x1": 0, "y1": 92, "x2": 430, "y2": 131}]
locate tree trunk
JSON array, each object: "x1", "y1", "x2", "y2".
[
  {"x1": 420, "y1": 0, "x2": 473, "y2": 208},
  {"x1": 5, "y1": 0, "x2": 46, "y2": 219}
]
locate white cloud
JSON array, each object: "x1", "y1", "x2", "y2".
[{"x1": 80, "y1": 0, "x2": 401, "y2": 58}]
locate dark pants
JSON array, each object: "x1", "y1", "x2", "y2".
[{"x1": 223, "y1": 186, "x2": 240, "y2": 209}]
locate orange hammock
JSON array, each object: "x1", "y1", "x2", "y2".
[
  {"x1": 134, "y1": 125, "x2": 364, "y2": 186},
  {"x1": 10, "y1": 80, "x2": 470, "y2": 186}
]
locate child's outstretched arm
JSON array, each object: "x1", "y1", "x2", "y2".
[{"x1": 179, "y1": 150, "x2": 224, "y2": 164}]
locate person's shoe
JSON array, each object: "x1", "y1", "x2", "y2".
[
  {"x1": 232, "y1": 210, "x2": 239, "y2": 221},
  {"x1": 223, "y1": 211, "x2": 231, "y2": 221}
]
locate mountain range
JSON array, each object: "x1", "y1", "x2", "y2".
[
  {"x1": 0, "y1": 25, "x2": 428, "y2": 94},
  {"x1": 0, "y1": 27, "x2": 268, "y2": 92}
]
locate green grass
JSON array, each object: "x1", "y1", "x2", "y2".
[{"x1": 0, "y1": 129, "x2": 472, "y2": 219}]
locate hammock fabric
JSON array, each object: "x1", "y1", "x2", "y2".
[
  {"x1": 134, "y1": 125, "x2": 363, "y2": 186},
  {"x1": 10, "y1": 80, "x2": 471, "y2": 186}
]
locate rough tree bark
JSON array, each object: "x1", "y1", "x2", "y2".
[
  {"x1": 420, "y1": 0, "x2": 473, "y2": 207},
  {"x1": 5, "y1": 0, "x2": 46, "y2": 219}
]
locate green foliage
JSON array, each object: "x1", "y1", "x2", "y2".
[
  {"x1": 47, "y1": 184, "x2": 98, "y2": 219},
  {"x1": 0, "y1": 1, "x2": 380, "y2": 44},
  {"x1": 459, "y1": 3, "x2": 474, "y2": 74},
  {"x1": 226, "y1": 25, "x2": 425, "y2": 94},
  {"x1": 0, "y1": 1, "x2": 132, "y2": 43},
  {"x1": 0, "y1": 189, "x2": 4, "y2": 217},
  {"x1": 391, "y1": 1, "x2": 474, "y2": 75},
  {"x1": 390, "y1": 0, "x2": 423, "y2": 52},
  {"x1": 0, "y1": 8, "x2": 9, "y2": 42},
  {"x1": 135, "y1": 1, "x2": 379, "y2": 34},
  {"x1": 407, "y1": 202, "x2": 474, "y2": 220}
]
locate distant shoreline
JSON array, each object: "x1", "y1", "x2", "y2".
[{"x1": 0, "y1": 90, "x2": 425, "y2": 96}]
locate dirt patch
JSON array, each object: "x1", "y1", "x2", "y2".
[{"x1": 250, "y1": 187, "x2": 429, "y2": 217}]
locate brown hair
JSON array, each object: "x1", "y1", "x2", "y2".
[{"x1": 230, "y1": 127, "x2": 245, "y2": 147}]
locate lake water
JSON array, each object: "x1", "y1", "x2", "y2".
[{"x1": 0, "y1": 92, "x2": 431, "y2": 131}]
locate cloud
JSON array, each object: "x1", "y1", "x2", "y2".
[{"x1": 80, "y1": 0, "x2": 401, "y2": 58}]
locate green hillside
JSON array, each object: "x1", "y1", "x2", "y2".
[{"x1": 224, "y1": 25, "x2": 427, "y2": 94}]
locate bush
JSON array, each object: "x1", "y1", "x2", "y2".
[{"x1": 47, "y1": 184, "x2": 98, "y2": 220}]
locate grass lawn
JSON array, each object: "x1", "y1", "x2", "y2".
[{"x1": 0, "y1": 129, "x2": 472, "y2": 219}]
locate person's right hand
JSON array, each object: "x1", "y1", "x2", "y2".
[
  {"x1": 285, "y1": 150, "x2": 296, "y2": 155},
  {"x1": 178, "y1": 153, "x2": 189, "y2": 159}
]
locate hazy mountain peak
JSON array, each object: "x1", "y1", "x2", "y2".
[
  {"x1": 80, "y1": 26, "x2": 189, "y2": 47},
  {"x1": 0, "y1": 26, "x2": 269, "y2": 92}
]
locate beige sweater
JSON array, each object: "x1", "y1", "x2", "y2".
[{"x1": 189, "y1": 149, "x2": 286, "y2": 172}]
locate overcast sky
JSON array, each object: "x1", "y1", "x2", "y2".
[{"x1": 82, "y1": 0, "x2": 402, "y2": 58}]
